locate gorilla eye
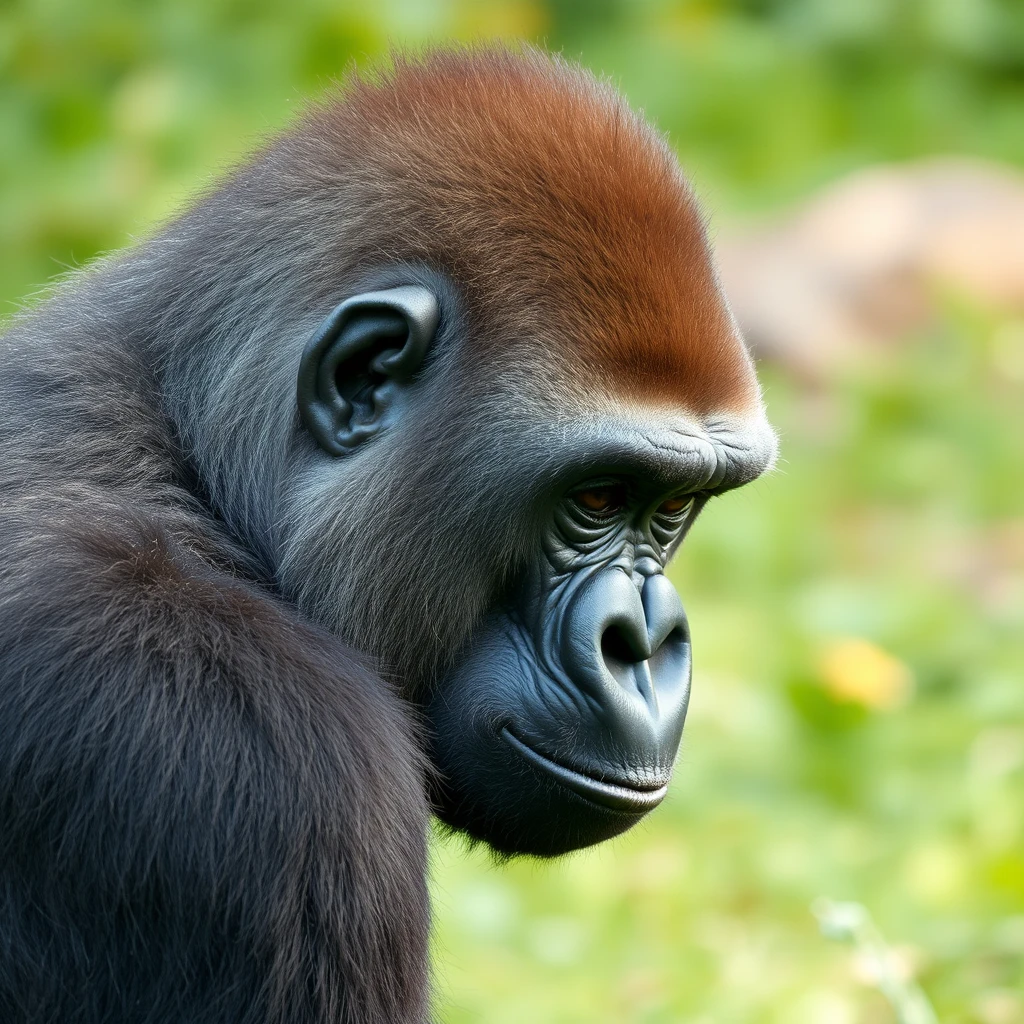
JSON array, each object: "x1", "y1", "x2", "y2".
[
  {"x1": 573, "y1": 486, "x2": 626, "y2": 517},
  {"x1": 656, "y1": 495, "x2": 695, "y2": 518}
]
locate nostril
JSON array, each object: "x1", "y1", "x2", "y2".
[
  {"x1": 601, "y1": 623, "x2": 646, "y2": 665},
  {"x1": 650, "y1": 626, "x2": 687, "y2": 662}
]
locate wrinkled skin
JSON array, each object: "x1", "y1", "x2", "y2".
[{"x1": 429, "y1": 478, "x2": 699, "y2": 855}]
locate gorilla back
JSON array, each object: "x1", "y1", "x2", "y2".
[{"x1": 0, "y1": 48, "x2": 775, "y2": 1023}]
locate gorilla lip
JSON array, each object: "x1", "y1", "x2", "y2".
[{"x1": 500, "y1": 728, "x2": 668, "y2": 813}]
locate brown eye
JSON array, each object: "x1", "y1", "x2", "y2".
[
  {"x1": 657, "y1": 495, "x2": 694, "y2": 518},
  {"x1": 573, "y1": 486, "x2": 625, "y2": 516}
]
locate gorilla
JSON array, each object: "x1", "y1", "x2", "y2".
[{"x1": 0, "y1": 47, "x2": 775, "y2": 1024}]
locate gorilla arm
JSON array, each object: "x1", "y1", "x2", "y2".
[{"x1": 0, "y1": 503, "x2": 429, "y2": 1024}]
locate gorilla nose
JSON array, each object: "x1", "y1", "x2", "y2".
[
  {"x1": 600, "y1": 573, "x2": 690, "y2": 664},
  {"x1": 598, "y1": 572, "x2": 689, "y2": 703},
  {"x1": 559, "y1": 568, "x2": 691, "y2": 760}
]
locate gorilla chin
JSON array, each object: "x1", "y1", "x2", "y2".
[
  {"x1": 427, "y1": 715, "x2": 666, "y2": 859},
  {"x1": 426, "y1": 610, "x2": 691, "y2": 858}
]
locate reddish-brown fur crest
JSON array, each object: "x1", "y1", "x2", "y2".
[{"x1": 282, "y1": 46, "x2": 759, "y2": 414}]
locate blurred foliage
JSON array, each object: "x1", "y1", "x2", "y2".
[
  {"x1": 4, "y1": 0, "x2": 1024, "y2": 307},
  {"x1": 3, "y1": 1, "x2": 1023, "y2": 1021}
]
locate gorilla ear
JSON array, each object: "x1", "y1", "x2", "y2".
[{"x1": 296, "y1": 286, "x2": 439, "y2": 455}]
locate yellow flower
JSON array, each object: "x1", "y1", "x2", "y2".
[{"x1": 818, "y1": 638, "x2": 914, "y2": 710}]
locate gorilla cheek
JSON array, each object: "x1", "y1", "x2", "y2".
[{"x1": 425, "y1": 616, "x2": 659, "y2": 858}]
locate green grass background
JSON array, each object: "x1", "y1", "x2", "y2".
[{"x1": 3, "y1": 2, "x2": 1023, "y2": 1021}]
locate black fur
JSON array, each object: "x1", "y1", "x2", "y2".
[{"x1": 0, "y1": 304, "x2": 430, "y2": 1021}]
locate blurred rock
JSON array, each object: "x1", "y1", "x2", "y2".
[{"x1": 717, "y1": 159, "x2": 1024, "y2": 377}]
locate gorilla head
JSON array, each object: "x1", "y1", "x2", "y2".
[
  {"x1": 283, "y1": 269, "x2": 773, "y2": 858},
  {"x1": 208, "y1": 51, "x2": 776, "y2": 857}
]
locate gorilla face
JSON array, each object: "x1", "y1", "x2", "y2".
[
  {"x1": 426, "y1": 479, "x2": 697, "y2": 856},
  {"x1": 295, "y1": 281, "x2": 776, "y2": 859}
]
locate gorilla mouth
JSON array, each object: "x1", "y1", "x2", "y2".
[{"x1": 500, "y1": 728, "x2": 668, "y2": 813}]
